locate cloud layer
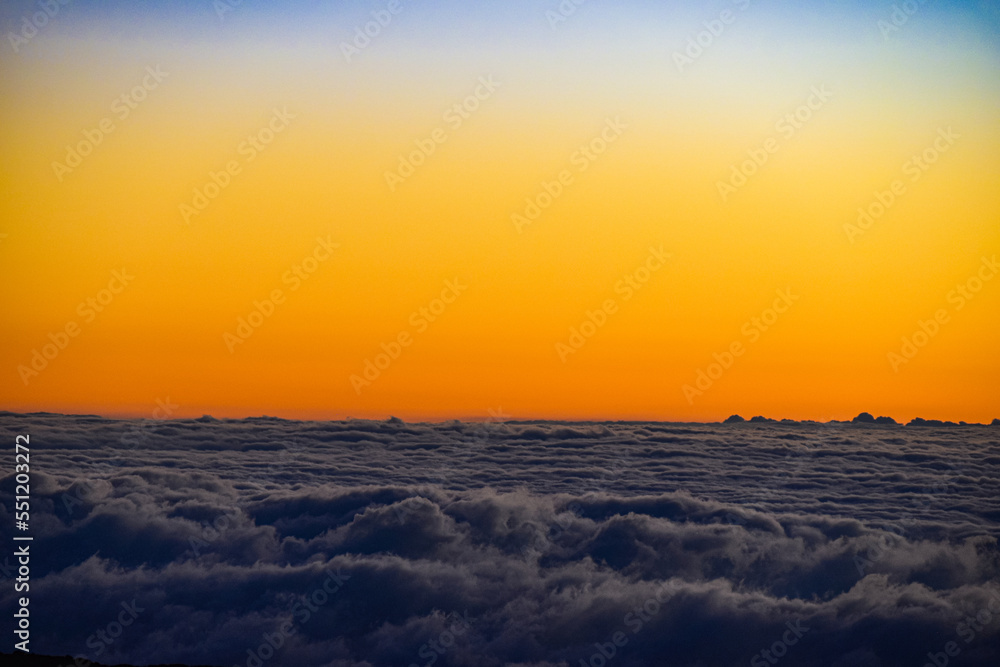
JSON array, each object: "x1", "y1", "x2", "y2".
[{"x1": 1, "y1": 414, "x2": 998, "y2": 666}]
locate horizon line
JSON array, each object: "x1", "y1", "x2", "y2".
[{"x1": 1, "y1": 409, "x2": 997, "y2": 427}]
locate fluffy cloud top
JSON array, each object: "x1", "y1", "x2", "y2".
[{"x1": 0, "y1": 414, "x2": 998, "y2": 666}]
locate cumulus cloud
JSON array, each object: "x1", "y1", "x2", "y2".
[{"x1": 0, "y1": 413, "x2": 998, "y2": 666}]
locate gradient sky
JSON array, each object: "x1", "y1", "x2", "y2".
[{"x1": 1, "y1": 0, "x2": 998, "y2": 422}]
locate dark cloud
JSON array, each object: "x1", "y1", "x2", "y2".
[{"x1": 0, "y1": 414, "x2": 998, "y2": 666}]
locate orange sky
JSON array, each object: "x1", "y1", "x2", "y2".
[{"x1": 1, "y1": 2, "x2": 998, "y2": 423}]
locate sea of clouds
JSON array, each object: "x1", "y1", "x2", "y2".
[{"x1": 0, "y1": 413, "x2": 998, "y2": 667}]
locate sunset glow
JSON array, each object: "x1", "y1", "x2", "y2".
[{"x1": 2, "y1": 0, "x2": 998, "y2": 422}]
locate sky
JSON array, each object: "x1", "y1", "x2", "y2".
[{"x1": 1, "y1": 0, "x2": 999, "y2": 422}]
